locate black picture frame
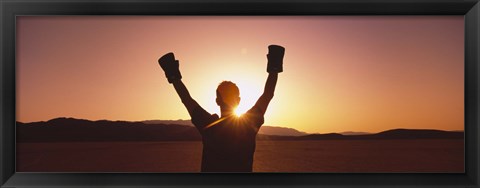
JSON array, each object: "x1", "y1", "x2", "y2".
[{"x1": 1, "y1": 0, "x2": 479, "y2": 187}]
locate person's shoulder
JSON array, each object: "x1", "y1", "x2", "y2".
[
  {"x1": 243, "y1": 106, "x2": 264, "y2": 120},
  {"x1": 246, "y1": 105, "x2": 263, "y2": 115},
  {"x1": 211, "y1": 114, "x2": 220, "y2": 120},
  {"x1": 191, "y1": 106, "x2": 218, "y2": 129}
]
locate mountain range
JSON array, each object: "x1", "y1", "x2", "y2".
[
  {"x1": 16, "y1": 117, "x2": 464, "y2": 142},
  {"x1": 141, "y1": 119, "x2": 307, "y2": 136}
]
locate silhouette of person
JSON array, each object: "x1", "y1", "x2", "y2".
[{"x1": 158, "y1": 45, "x2": 285, "y2": 172}]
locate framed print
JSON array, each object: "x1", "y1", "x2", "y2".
[{"x1": 1, "y1": 0, "x2": 479, "y2": 187}]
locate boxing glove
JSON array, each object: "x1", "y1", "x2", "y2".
[
  {"x1": 158, "y1": 52, "x2": 182, "y2": 83},
  {"x1": 267, "y1": 45, "x2": 285, "y2": 73}
]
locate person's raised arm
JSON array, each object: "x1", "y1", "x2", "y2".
[
  {"x1": 158, "y1": 52, "x2": 199, "y2": 115},
  {"x1": 254, "y1": 45, "x2": 285, "y2": 116}
]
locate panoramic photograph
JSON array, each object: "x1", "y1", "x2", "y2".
[{"x1": 16, "y1": 16, "x2": 464, "y2": 172}]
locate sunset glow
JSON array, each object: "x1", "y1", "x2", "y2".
[{"x1": 16, "y1": 16, "x2": 464, "y2": 134}]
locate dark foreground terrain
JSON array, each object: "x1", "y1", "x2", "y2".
[{"x1": 17, "y1": 139, "x2": 464, "y2": 172}]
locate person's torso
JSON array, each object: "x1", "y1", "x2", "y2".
[{"x1": 200, "y1": 115, "x2": 260, "y2": 172}]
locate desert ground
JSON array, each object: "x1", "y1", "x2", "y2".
[{"x1": 16, "y1": 139, "x2": 464, "y2": 172}]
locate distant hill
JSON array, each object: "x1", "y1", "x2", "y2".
[
  {"x1": 371, "y1": 129, "x2": 464, "y2": 139},
  {"x1": 17, "y1": 118, "x2": 200, "y2": 142},
  {"x1": 271, "y1": 129, "x2": 464, "y2": 140},
  {"x1": 141, "y1": 120, "x2": 308, "y2": 136},
  {"x1": 141, "y1": 119, "x2": 193, "y2": 126},
  {"x1": 258, "y1": 126, "x2": 307, "y2": 136},
  {"x1": 17, "y1": 118, "x2": 464, "y2": 142},
  {"x1": 339, "y1": 131, "x2": 371, "y2": 135}
]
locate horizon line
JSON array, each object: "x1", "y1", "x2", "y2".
[{"x1": 16, "y1": 116, "x2": 465, "y2": 134}]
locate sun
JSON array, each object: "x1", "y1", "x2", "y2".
[
  {"x1": 231, "y1": 80, "x2": 263, "y2": 117},
  {"x1": 234, "y1": 107, "x2": 243, "y2": 117},
  {"x1": 203, "y1": 66, "x2": 265, "y2": 118}
]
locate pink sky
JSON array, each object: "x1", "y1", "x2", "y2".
[{"x1": 16, "y1": 16, "x2": 464, "y2": 133}]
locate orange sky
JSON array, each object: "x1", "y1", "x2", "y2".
[{"x1": 16, "y1": 16, "x2": 464, "y2": 133}]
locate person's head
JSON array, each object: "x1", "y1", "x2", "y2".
[{"x1": 216, "y1": 81, "x2": 240, "y2": 110}]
